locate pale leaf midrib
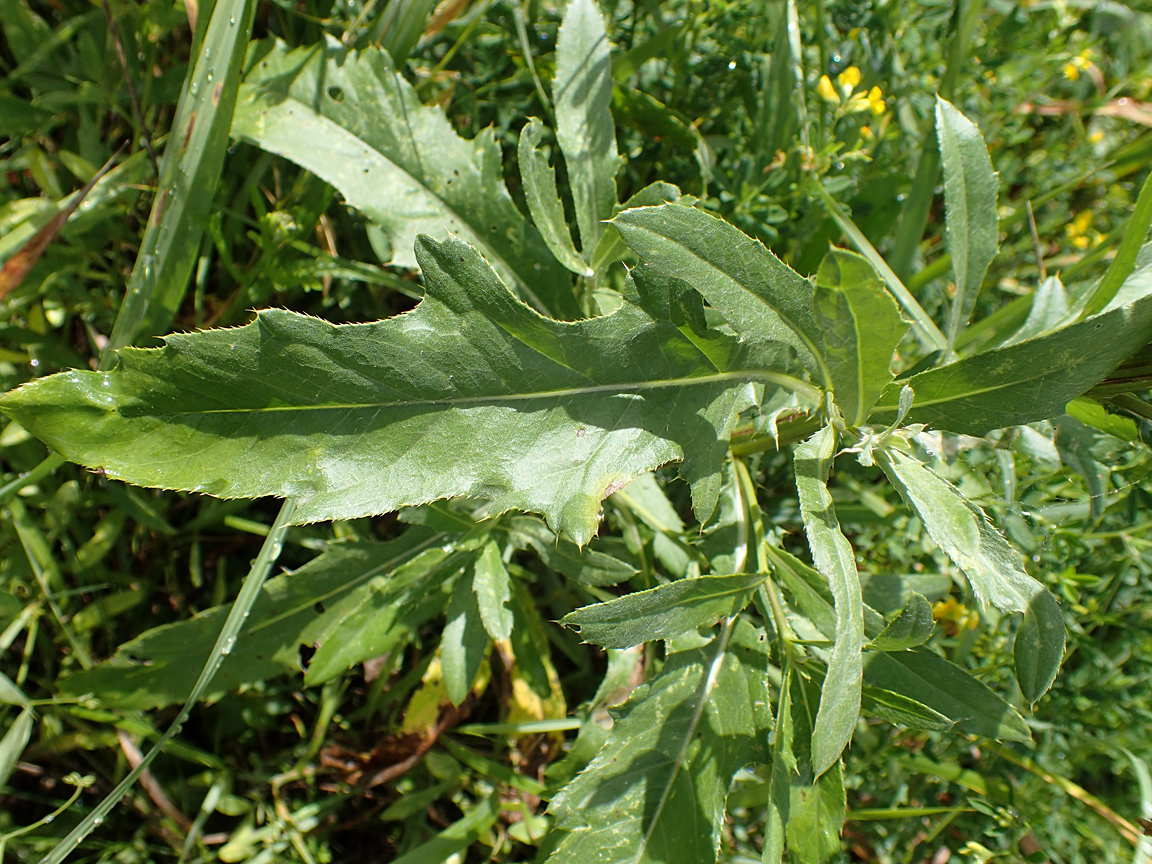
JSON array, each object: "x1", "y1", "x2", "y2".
[{"x1": 130, "y1": 369, "x2": 815, "y2": 417}]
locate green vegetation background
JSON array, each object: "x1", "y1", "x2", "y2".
[{"x1": 2, "y1": 0, "x2": 1152, "y2": 862}]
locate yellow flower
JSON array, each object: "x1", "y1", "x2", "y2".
[
  {"x1": 837, "y1": 66, "x2": 861, "y2": 92},
  {"x1": 1089, "y1": 130, "x2": 1104, "y2": 143},
  {"x1": 1065, "y1": 51, "x2": 1095, "y2": 81},
  {"x1": 932, "y1": 597, "x2": 979, "y2": 631},
  {"x1": 818, "y1": 75, "x2": 839, "y2": 103},
  {"x1": 866, "y1": 85, "x2": 886, "y2": 115},
  {"x1": 860, "y1": 125, "x2": 874, "y2": 140}
]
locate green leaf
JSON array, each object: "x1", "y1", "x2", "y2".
[
  {"x1": 1005, "y1": 276, "x2": 1072, "y2": 345},
  {"x1": 769, "y1": 544, "x2": 1030, "y2": 741},
  {"x1": 936, "y1": 97, "x2": 999, "y2": 356},
  {"x1": 864, "y1": 649, "x2": 1031, "y2": 741},
  {"x1": 473, "y1": 539, "x2": 513, "y2": 641},
  {"x1": 0, "y1": 669, "x2": 30, "y2": 707},
  {"x1": 795, "y1": 426, "x2": 863, "y2": 777},
  {"x1": 765, "y1": 669, "x2": 846, "y2": 864},
  {"x1": 1, "y1": 240, "x2": 800, "y2": 545},
  {"x1": 232, "y1": 39, "x2": 578, "y2": 319},
  {"x1": 442, "y1": 568, "x2": 490, "y2": 706},
  {"x1": 547, "y1": 623, "x2": 771, "y2": 864},
  {"x1": 868, "y1": 291, "x2": 1152, "y2": 434},
  {"x1": 554, "y1": 0, "x2": 619, "y2": 254},
  {"x1": 814, "y1": 248, "x2": 908, "y2": 427},
  {"x1": 612, "y1": 203, "x2": 827, "y2": 381},
  {"x1": 304, "y1": 547, "x2": 462, "y2": 685},
  {"x1": 875, "y1": 448, "x2": 1065, "y2": 702},
  {"x1": 561, "y1": 573, "x2": 765, "y2": 648},
  {"x1": 389, "y1": 794, "x2": 500, "y2": 864},
  {"x1": 762, "y1": 664, "x2": 794, "y2": 864},
  {"x1": 518, "y1": 118, "x2": 594, "y2": 276},
  {"x1": 0, "y1": 707, "x2": 34, "y2": 788},
  {"x1": 58, "y1": 531, "x2": 449, "y2": 709},
  {"x1": 509, "y1": 516, "x2": 638, "y2": 586},
  {"x1": 868, "y1": 593, "x2": 935, "y2": 652},
  {"x1": 860, "y1": 685, "x2": 952, "y2": 731}
]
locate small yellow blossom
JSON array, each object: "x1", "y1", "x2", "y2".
[
  {"x1": 1066, "y1": 209, "x2": 1099, "y2": 250},
  {"x1": 866, "y1": 85, "x2": 886, "y2": 115},
  {"x1": 1064, "y1": 50, "x2": 1095, "y2": 81},
  {"x1": 837, "y1": 65, "x2": 862, "y2": 96},
  {"x1": 1089, "y1": 130, "x2": 1104, "y2": 143},
  {"x1": 818, "y1": 74, "x2": 839, "y2": 103},
  {"x1": 932, "y1": 597, "x2": 979, "y2": 631},
  {"x1": 860, "y1": 125, "x2": 874, "y2": 140}
]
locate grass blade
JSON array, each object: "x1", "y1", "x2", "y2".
[
  {"x1": 40, "y1": 498, "x2": 296, "y2": 864},
  {"x1": 104, "y1": 0, "x2": 256, "y2": 359}
]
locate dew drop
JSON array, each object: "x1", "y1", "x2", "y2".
[{"x1": 728, "y1": 61, "x2": 736, "y2": 70}]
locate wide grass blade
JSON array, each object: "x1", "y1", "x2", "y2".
[{"x1": 105, "y1": 0, "x2": 256, "y2": 357}]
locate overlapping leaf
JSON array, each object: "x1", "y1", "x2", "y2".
[
  {"x1": 869, "y1": 290, "x2": 1152, "y2": 433},
  {"x1": 547, "y1": 624, "x2": 771, "y2": 864},
  {"x1": 232, "y1": 38, "x2": 578, "y2": 318},
  {"x1": 937, "y1": 97, "x2": 999, "y2": 356},
  {"x1": 769, "y1": 543, "x2": 1031, "y2": 740},
  {"x1": 813, "y1": 248, "x2": 907, "y2": 427},
  {"x1": 875, "y1": 447, "x2": 1064, "y2": 702},
  {"x1": 0, "y1": 241, "x2": 798, "y2": 545},
  {"x1": 59, "y1": 531, "x2": 452, "y2": 709},
  {"x1": 612, "y1": 203, "x2": 827, "y2": 380},
  {"x1": 795, "y1": 426, "x2": 863, "y2": 776},
  {"x1": 562, "y1": 573, "x2": 765, "y2": 648},
  {"x1": 554, "y1": 0, "x2": 619, "y2": 255}
]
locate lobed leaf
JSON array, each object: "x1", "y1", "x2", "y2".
[
  {"x1": 518, "y1": 118, "x2": 594, "y2": 276},
  {"x1": 875, "y1": 448, "x2": 1065, "y2": 702},
  {"x1": 508, "y1": 516, "x2": 638, "y2": 586},
  {"x1": 232, "y1": 39, "x2": 578, "y2": 318},
  {"x1": 0, "y1": 241, "x2": 803, "y2": 545},
  {"x1": 795, "y1": 426, "x2": 864, "y2": 777},
  {"x1": 561, "y1": 573, "x2": 765, "y2": 648},
  {"x1": 814, "y1": 248, "x2": 907, "y2": 427},
  {"x1": 936, "y1": 97, "x2": 999, "y2": 356},
  {"x1": 868, "y1": 290, "x2": 1152, "y2": 433}
]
